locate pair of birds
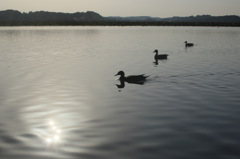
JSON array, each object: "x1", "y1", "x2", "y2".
[
  {"x1": 153, "y1": 41, "x2": 194, "y2": 61},
  {"x1": 115, "y1": 49, "x2": 166, "y2": 84}
]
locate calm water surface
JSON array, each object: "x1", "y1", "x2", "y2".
[{"x1": 0, "y1": 26, "x2": 240, "y2": 159}]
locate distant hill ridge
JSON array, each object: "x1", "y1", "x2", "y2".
[
  {"x1": 0, "y1": 9, "x2": 104, "y2": 22},
  {"x1": 0, "y1": 9, "x2": 240, "y2": 26},
  {"x1": 107, "y1": 15, "x2": 240, "y2": 23}
]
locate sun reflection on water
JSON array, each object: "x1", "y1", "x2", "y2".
[{"x1": 45, "y1": 119, "x2": 63, "y2": 146}]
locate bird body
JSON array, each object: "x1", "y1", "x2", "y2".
[
  {"x1": 153, "y1": 49, "x2": 168, "y2": 59},
  {"x1": 115, "y1": 71, "x2": 149, "y2": 84},
  {"x1": 185, "y1": 41, "x2": 194, "y2": 47}
]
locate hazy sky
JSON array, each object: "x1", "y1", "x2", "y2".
[{"x1": 1, "y1": 0, "x2": 240, "y2": 17}]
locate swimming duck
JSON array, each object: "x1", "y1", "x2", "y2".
[
  {"x1": 153, "y1": 49, "x2": 168, "y2": 59},
  {"x1": 115, "y1": 71, "x2": 149, "y2": 84},
  {"x1": 185, "y1": 41, "x2": 194, "y2": 47}
]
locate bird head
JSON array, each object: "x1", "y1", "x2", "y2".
[{"x1": 115, "y1": 71, "x2": 125, "y2": 77}]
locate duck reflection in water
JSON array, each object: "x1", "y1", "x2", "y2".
[
  {"x1": 153, "y1": 58, "x2": 159, "y2": 66},
  {"x1": 115, "y1": 71, "x2": 149, "y2": 89},
  {"x1": 115, "y1": 79, "x2": 125, "y2": 89}
]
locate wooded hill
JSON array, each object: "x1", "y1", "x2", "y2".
[{"x1": 0, "y1": 10, "x2": 240, "y2": 26}]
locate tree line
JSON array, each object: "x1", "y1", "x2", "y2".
[{"x1": 0, "y1": 10, "x2": 240, "y2": 26}]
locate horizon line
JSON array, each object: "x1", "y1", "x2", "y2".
[{"x1": 1, "y1": 9, "x2": 240, "y2": 19}]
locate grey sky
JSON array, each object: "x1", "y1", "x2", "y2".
[{"x1": 1, "y1": 0, "x2": 240, "y2": 17}]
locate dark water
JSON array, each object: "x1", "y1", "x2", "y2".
[{"x1": 0, "y1": 26, "x2": 240, "y2": 159}]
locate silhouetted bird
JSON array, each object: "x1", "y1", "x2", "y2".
[
  {"x1": 153, "y1": 49, "x2": 168, "y2": 59},
  {"x1": 115, "y1": 71, "x2": 149, "y2": 84},
  {"x1": 185, "y1": 41, "x2": 194, "y2": 47}
]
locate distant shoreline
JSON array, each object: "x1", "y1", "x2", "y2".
[
  {"x1": 0, "y1": 21, "x2": 240, "y2": 27},
  {"x1": 1, "y1": 10, "x2": 240, "y2": 27}
]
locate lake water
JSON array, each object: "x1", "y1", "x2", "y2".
[{"x1": 0, "y1": 26, "x2": 240, "y2": 159}]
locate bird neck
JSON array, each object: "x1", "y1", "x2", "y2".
[{"x1": 119, "y1": 75, "x2": 125, "y2": 80}]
